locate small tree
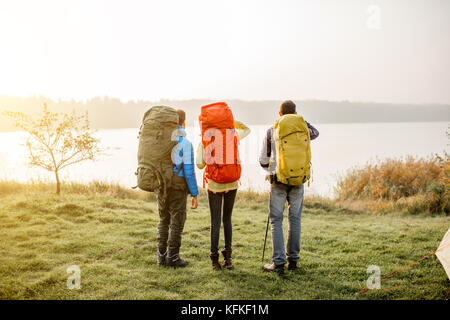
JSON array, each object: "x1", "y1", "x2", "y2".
[{"x1": 3, "y1": 103, "x2": 100, "y2": 194}]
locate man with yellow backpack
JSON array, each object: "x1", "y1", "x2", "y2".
[{"x1": 259, "y1": 100, "x2": 319, "y2": 276}]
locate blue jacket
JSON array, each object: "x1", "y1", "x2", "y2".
[{"x1": 172, "y1": 126, "x2": 199, "y2": 197}]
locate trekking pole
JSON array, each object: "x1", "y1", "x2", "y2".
[{"x1": 262, "y1": 212, "x2": 270, "y2": 262}]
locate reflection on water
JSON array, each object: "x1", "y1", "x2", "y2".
[{"x1": 0, "y1": 122, "x2": 448, "y2": 197}]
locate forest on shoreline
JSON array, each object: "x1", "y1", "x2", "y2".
[{"x1": 1, "y1": 95, "x2": 449, "y2": 131}]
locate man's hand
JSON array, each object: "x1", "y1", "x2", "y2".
[{"x1": 191, "y1": 196, "x2": 198, "y2": 209}]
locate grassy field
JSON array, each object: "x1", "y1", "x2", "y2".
[{"x1": 0, "y1": 183, "x2": 449, "y2": 300}]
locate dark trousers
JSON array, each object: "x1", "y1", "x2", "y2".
[
  {"x1": 208, "y1": 189, "x2": 237, "y2": 254},
  {"x1": 157, "y1": 176, "x2": 188, "y2": 258}
]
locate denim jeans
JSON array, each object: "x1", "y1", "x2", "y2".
[
  {"x1": 269, "y1": 182, "x2": 304, "y2": 265},
  {"x1": 208, "y1": 189, "x2": 237, "y2": 254}
]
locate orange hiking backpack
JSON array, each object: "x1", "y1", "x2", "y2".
[{"x1": 199, "y1": 102, "x2": 242, "y2": 187}]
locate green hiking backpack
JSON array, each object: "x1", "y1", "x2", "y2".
[{"x1": 136, "y1": 106, "x2": 179, "y2": 196}]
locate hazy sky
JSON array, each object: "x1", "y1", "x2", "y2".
[{"x1": 0, "y1": 0, "x2": 449, "y2": 104}]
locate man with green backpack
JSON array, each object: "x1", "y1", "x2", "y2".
[
  {"x1": 136, "y1": 107, "x2": 198, "y2": 269},
  {"x1": 259, "y1": 100, "x2": 319, "y2": 276}
]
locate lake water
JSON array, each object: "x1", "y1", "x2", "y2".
[{"x1": 0, "y1": 122, "x2": 448, "y2": 197}]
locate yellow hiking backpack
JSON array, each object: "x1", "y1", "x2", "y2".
[{"x1": 273, "y1": 114, "x2": 311, "y2": 186}]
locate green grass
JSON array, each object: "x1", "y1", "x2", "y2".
[{"x1": 0, "y1": 183, "x2": 449, "y2": 300}]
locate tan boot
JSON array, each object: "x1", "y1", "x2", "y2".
[{"x1": 264, "y1": 263, "x2": 285, "y2": 276}]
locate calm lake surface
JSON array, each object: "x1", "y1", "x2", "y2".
[{"x1": 0, "y1": 122, "x2": 448, "y2": 197}]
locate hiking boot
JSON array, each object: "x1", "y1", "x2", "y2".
[
  {"x1": 166, "y1": 254, "x2": 188, "y2": 268},
  {"x1": 221, "y1": 250, "x2": 233, "y2": 270},
  {"x1": 287, "y1": 259, "x2": 297, "y2": 271},
  {"x1": 264, "y1": 263, "x2": 285, "y2": 276},
  {"x1": 210, "y1": 253, "x2": 222, "y2": 271},
  {"x1": 158, "y1": 251, "x2": 167, "y2": 267}
]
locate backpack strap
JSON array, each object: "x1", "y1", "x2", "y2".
[
  {"x1": 174, "y1": 139, "x2": 185, "y2": 177},
  {"x1": 203, "y1": 170, "x2": 208, "y2": 189},
  {"x1": 175, "y1": 163, "x2": 184, "y2": 177}
]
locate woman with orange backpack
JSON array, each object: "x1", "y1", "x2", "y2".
[{"x1": 196, "y1": 102, "x2": 250, "y2": 270}]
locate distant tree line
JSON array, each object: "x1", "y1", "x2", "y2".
[{"x1": 1, "y1": 95, "x2": 449, "y2": 131}]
